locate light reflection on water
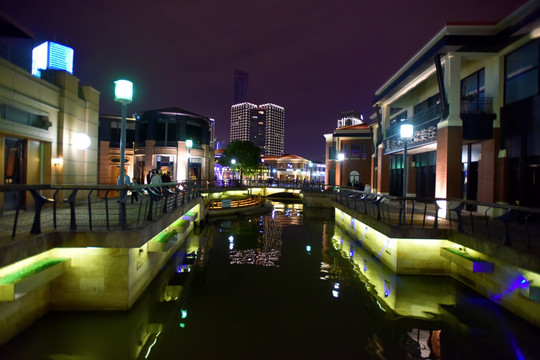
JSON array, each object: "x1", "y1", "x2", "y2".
[{"x1": 1, "y1": 203, "x2": 539, "y2": 359}]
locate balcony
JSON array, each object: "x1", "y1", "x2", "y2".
[
  {"x1": 384, "y1": 104, "x2": 441, "y2": 154},
  {"x1": 460, "y1": 96, "x2": 496, "y2": 140}
]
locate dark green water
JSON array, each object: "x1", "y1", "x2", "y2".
[{"x1": 1, "y1": 202, "x2": 540, "y2": 359}]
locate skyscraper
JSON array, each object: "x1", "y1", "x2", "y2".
[
  {"x1": 230, "y1": 102, "x2": 284, "y2": 156},
  {"x1": 234, "y1": 70, "x2": 249, "y2": 104}
]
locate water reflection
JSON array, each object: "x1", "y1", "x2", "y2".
[
  {"x1": 330, "y1": 223, "x2": 540, "y2": 359},
  {"x1": 1, "y1": 203, "x2": 540, "y2": 360}
]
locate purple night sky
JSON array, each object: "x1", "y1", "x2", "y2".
[{"x1": 1, "y1": 0, "x2": 526, "y2": 161}]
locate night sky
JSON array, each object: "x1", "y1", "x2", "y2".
[{"x1": 1, "y1": 0, "x2": 526, "y2": 161}]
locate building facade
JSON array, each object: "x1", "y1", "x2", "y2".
[
  {"x1": 0, "y1": 19, "x2": 99, "y2": 212},
  {"x1": 325, "y1": 112, "x2": 372, "y2": 188},
  {"x1": 99, "y1": 107, "x2": 214, "y2": 185},
  {"x1": 230, "y1": 102, "x2": 285, "y2": 156},
  {"x1": 371, "y1": 0, "x2": 540, "y2": 209}
]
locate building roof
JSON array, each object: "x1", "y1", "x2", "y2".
[
  {"x1": 133, "y1": 107, "x2": 210, "y2": 120},
  {"x1": 0, "y1": 12, "x2": 33, "y2": 38},
  {"x1": 372, "y1": 0, "x2": 540, "y2": 106}
]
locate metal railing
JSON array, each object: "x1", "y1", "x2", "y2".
[
  {"x1": 334, "y1": 187, "x2": 540, "y2": 254},
  {"x1": 460, "y1": 96, "x2": 493, "y2": 114},
  {"x1": 208, "y1": 179, "x2": 326, "y2": 193},
  {"x1": 0, "y1": 182, "x2": 201, "y2": 240}
]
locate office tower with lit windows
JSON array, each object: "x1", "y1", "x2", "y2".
[{"x1": 230, "y1": 102, "x2": 284, "y2": 156}]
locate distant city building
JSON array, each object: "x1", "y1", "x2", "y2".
[
  {"x1": 234, "y1": 70, "x2": 249, "y2": 104},
  {"x1": 324, "y1": 112, "x2": 372, "y2": 188},
  {"x1": 230, "y1": 102, "x2": 285, "y2": 156},
  {"x1": 337, "y1": 111, "x2": 364, "y2": 128}
]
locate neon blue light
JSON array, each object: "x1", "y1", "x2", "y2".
[
  {"x1": 31, "y1": 41, "x2": 74, "y2": 78},
  {"x1": 490, "y1": 274, "x2": 529, "y2": 302}
]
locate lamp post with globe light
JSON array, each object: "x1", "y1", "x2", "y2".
[
  {"x1": 186, "y1": 139, "x2": 193, "y2": 181},
  {"x1": 114, "y1": 80, "x2": 133, "y2": 187},
  {"x1": 114, "y1": 79, "x2": 133, "y2": 230},
  {"x1": 400, "y1": 123, "x2": 413, "y2": 222}
]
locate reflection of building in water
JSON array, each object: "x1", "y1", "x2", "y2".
[
  {"x1": 330, "y1": 226, "x2": 454, "y2": 359},
  {"x1": 271, "y1": 202, "x2": 303, "y2": 226},
  {"x1": 229, "y1": 215, "x2": 282, "y2": 267},
  {"x1": 332, "y1": 226, "x2": 456, "y2": 318}
]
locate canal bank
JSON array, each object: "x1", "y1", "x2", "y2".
[
  {"x1": 1, "y1": 202, "x2": 539, "y2": 359},
  {"x1": 0, "y1": 198, "x2": 204, "y2": 345},
  {"x1": 331, "y1": 199, "x2": 540, "y2": 328}
]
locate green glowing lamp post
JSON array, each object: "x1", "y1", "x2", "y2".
[
  {"x1": 114, "y1": 79, "x2": 133, "y2": 229},
  {"x1": 186, "y1": 139, "x2": 193, "y2": 182}
]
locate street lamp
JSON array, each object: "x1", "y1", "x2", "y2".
[
  {"x1": 400, "y1": 123, "x2": 413, "y2": 222},
  {"x1": 186, "y1": 139, "x2": 193, "y2": 181},
  {"x1": 308, "y1": 161, "x2": 313, "y2": 183},
  {"x1": 114, "y1": 79, "x2": 133, "y2": 186},
  {"x1": 337, "y1": 152, "x2": 345, "y2": 187}
]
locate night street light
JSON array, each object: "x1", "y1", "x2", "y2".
[
  {"x1": 114, "y1": 79, "x2": 133, "y2": 186},
  {"x1": 186, "y1": 139, "x2": 193, "y2": 181},
  {"x1": 400, "y1": 123, "x2": 413, "y2": 221}
]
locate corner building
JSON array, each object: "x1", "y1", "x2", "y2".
[{"x1": 371, "y1": 0, "x2": 540, "y2": 208}]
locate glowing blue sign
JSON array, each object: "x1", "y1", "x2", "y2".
[{"x1": 32, "y1": 41, "x2": 74, "y2": 78}]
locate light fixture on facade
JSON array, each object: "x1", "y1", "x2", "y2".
[
  {"x1": 72, "y1": 133, "x2": 91, "y2": 150},
  {"x1": 51, "y1": 157, "x2": 63, "y2": 166}
]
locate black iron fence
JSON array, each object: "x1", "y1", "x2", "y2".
[
  {"x1": 0, "y1": 182, "x2": 201, "y2": 239},
  {"x1": 334, "y1": 187, "x2": 540, "y2": 253}
]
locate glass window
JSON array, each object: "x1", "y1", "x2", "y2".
[
  {"x1": 505, "y1": 40, "x2": 539, "y2": 104},
  {"x1": 350, "y1": 144, "x2": 360, "y2": 158}
]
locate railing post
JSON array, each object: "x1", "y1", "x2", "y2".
[
  {"x1": 64, "y1": 189, "x2": 79, "y2": 231},
  {"x1": 119, "y1": 189, "x2": 128, "y2": 230},
  {"x1": 29, "y1": 189, "x2": 54, "y2": 234}
]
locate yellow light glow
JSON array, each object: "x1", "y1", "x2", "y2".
[{"x1": 51, "y1": 157, "x2": 63, "y2": 166}]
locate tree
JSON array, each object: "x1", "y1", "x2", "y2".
[{"x1": 219, "y1": 141, "x2": 262, "y2": 182}]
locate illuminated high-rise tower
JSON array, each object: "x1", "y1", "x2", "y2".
[{"x1": 230, "y1": 102, "x2": 284, "y2": 156}]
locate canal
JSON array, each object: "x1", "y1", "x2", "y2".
[{"x1": 1, "y1": 202, "x2": 540, "y2": 359}]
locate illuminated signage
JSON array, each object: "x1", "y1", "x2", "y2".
[{"x1": 32, "y1": 41, "x2": 74, "y2": 78}]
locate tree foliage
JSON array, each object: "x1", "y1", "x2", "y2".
[{"x1": 218, "y1": 140, "x2": 262, "y2": 180}]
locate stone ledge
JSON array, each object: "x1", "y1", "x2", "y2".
[
  {"x1": 0, "y1": 258, "x2": 71, "y2": 301},
  {"x1": 440, "y1": 247, "x2": 494, "y2": 273}
]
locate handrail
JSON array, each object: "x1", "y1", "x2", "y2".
[
  {"x1": 0, "y1": 181, "x2": 201, "y2": 239},
  {"x1": 333, "y1": 187, "x2": 540, "y2": 252}
]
